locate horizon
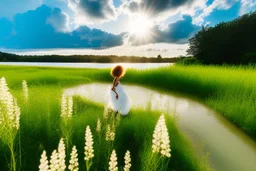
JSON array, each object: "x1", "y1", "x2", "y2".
[{"x1": 0, "y1": 0, "x2": 255, "y2": 57}]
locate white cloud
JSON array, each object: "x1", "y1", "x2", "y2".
[
  {"x1": 193, "y1": 0, "x2": 239, "y2": 25},
  {"x1": 10, "y1": 43, "x2": 189, "y2": 57},
  {"x1": 240, "y1": 0, "x2": 256, "y2": 15}
]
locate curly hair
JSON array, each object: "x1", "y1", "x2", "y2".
[{"x1": 111, "y1": 65, "x2": 125, "y2": 78}]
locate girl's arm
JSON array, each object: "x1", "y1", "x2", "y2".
[{"x1": 111, "y1": 77, "x2": 119, "y2": 99}]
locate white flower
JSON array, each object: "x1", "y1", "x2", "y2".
[
  {"x1": 58, "y1": 138, "x2": 66, "y2": 171},
  {"x1": 49, "y1": 150, "x2": 59, "y2": 171},
  {"x1": 22, "y1": 80, "x2": 28, "y2": 101},
  {"x1": 61, "y1": 94, "x2": 73, "y2": 118},
  {"x1": 105, "y1": 125, "x2": 115, "y2": 141},
  {"x1": 68, "y1": 146, "x2": 79, "y2": 171},
  {"x1": 67, "y1": 96, "x2": 73, "y2": 118},
  {"x1": 0, "y1": 77, "x2": 20, "y2": 130},
  {"x1": 48, "y1": 138, "x2": 67, "y2": 171},
  {"x1": 109, "y1": 150, "x2": 118, "y2": 171},
  {"x1": 84, "y1": 126, "x2": 94, "y2": 161},
  {"x1": 124, "y1": 150, "x2": 131, "y2": 171},
  {"x1": 61, "y1": 94, "x2": 67, "y2": 118},
  {"x1": 152, "y1": 115, "x2": 171, "y2": 158},
  {"x1": 39, "y1": 150, "x2": 49, "y2": 171},
  {"x1": 96, "y1": 118, "x2": 101, "y2": 133},
  {"x1": 13, "y1": 99, "x2": 20, "y2": 129}
]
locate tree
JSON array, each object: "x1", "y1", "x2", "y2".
[{"x1": 187, "y1": 11, "x2": 256, "y2": 64}]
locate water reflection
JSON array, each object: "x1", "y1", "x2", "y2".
[{"x1": 65, "y1": 83, "x2": 256, "y2": 171}]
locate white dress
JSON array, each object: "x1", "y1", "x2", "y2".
[{"x1": 109, "y1": 83, "x2": 131, "y2": 116}]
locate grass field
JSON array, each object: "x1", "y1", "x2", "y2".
[
  {"x1": 0, "y1": 66, "x2": 209, "y2": 171},
  {"x1": 1, "y1": 64, "x2": 255, "y2": 137}
]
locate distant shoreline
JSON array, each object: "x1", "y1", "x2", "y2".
[
  {"x1": 0, "y1": 51, "x2": 180, "y2": 63},
  {"x1": 0, "y1": 62, "x2": 172, "y2": 69}
]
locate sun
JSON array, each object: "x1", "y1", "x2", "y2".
[{"x1": 129, "y1": 14, "x2": 153, "y2": 38}]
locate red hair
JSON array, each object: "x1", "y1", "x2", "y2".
[{"x1": 111, "y1": 65, "x2": 125, "y2": 78}]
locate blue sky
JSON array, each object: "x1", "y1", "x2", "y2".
[{"x1": 0, "y1": 0, "x2": 255, "y2": 57}]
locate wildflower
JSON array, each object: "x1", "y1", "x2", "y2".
[
  {"x1": 49, "y1": 150, "x2": 59, "y2": 171},
  {"x1": 61, "y1": 94, "x2": 73, "y2": 118},
  {"x1": 84, "y1": 126, "x2": 94, "y2": 161},
  {"x1": 152, "y1": 115, "x2": 171, "y2": 158},
  {"x1": 58, "y1": 138, "x2": 66, "y2": 171},
  {"x1": 67, "y1": 96, "x2": 73, "y2": 118},
  {"x1": 0, "y1": 77, "x2": 21, "y2": 171},
  {"x1": 68, "y1": 146, "x2": 79, "y2": 171},
  {"x1": 96, "y1": 118, "x2": 101, "y2": 133},
  {"x1": 0, "y1": 77, "x2": 9, "y2": 101},
  {"x1": 13, "y1": 99, "x2": 20, "y2": 129},
  {"x1": 39, "y1": 150, "x2": 49, "y2": 171},
  {"x1": 22, "y1": 80, "x2": 28, "y2": 101},
  {"x1": 61, "y1": 94, "x2": 67, "y2": 118},
  {"x1": 109, "y1": 150, "x2": 118, "y2": 171},
  {"x1": 105, "y1": 124, "x2": 115, "y2": 141},
  {"x1": 124, "y1": 150, "x2": 131, "y2": 171},
  {"x1": 0, "y1": 77, "x2": 20, "y2": 130}
]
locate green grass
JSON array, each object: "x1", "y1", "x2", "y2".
[
  {"x1": 1, "y1": 64, "x2": 256, "y2": 138},
  {"x1": 124, "y1": 65, "x2": 256, "y2": 137},
  {"x1": 0, "y1": 66, "x2": 209, "y2": 170}
]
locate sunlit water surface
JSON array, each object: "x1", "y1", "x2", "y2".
[
  {"x1": 65, "y1": 83, "x2": 256, "y2": 171},
  {"x1": 0, "y1": 62, "x2": 171, "y2": 69}
]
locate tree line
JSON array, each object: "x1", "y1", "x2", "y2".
[
  {"x1": 0, "y1": 51, "x2": 179, "y2": 63},
  {"x1": 187, "y1": 11, "x2": 256, "y2": 64}
]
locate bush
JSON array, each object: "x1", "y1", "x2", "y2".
[
  {"x1": 177, "y1": 57, "x2": 202, "y2": 65},
  {"x1": 241, "y1": 53, "x2": 256, "y2": 64}
]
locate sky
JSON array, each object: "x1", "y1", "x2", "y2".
[{"x1": 0, "y1": 0, "x2": 255, "y2": 57}]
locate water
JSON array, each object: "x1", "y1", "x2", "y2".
[
  {"x1": 65, "y1": 83, "x2": 256, "y2": 171},
  {"x1": 0, "y1": 62, "x2": 171, "y2": 69}
]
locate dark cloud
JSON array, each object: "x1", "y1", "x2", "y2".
[
  {"x1": 124, "y1": 0, "x2": 195, "y2": 16},
  {"x1": 69, "y1": 0, "x2": 116, "y2": 21},
  {"x1": 130, "y1": 15, "x2": 200, "y2": 45},
  {"x1": 0, "y1": 5, "x2": 123, "y2": 49},
  {"x1": 47, "y1": 7, "x2": 69, "y2": 32}
]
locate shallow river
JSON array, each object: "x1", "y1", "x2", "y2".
[{"x1": 65, "y1": 83, "x2": 256, "y2": 171}]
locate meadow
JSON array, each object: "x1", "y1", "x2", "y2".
[
  {"x1": 1, "y1": 63, "x2": 256, "y2": 171},
  {"x1": 2, "y1": 64, "x2": 254, "y2": 137},
  {"x1": 0, "y1": 66, "x2": 209, "y2": 171}
]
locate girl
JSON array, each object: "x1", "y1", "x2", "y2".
[{"x1": 109, "y1": 65, "x2": 131, "y2": 115}]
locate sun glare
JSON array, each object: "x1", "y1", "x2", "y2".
[{"x1": 129, "y1": 14, "x2": 153, "y2": 39}]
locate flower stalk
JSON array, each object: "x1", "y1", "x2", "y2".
[{"x1": 84, "y1": 126, "x2": 94, "y2": 171}]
